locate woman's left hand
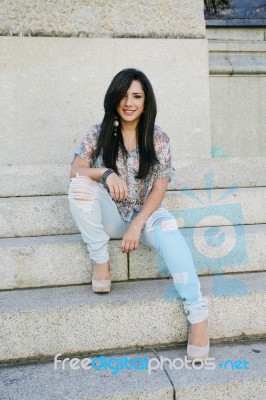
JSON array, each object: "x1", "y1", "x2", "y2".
[{"x1": 121, "y1": 224, "x2": 142, "y2": 253}]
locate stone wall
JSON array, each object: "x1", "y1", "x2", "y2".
[
  {"x1": 208, "y1": 30, "x2": 266, "y2": 157},
  {"x1": 0, "y1": 0, "x2": 205, "y2": 38},
  {"x1": 0, "y1": 1, "x2": 212, "y2": 165},
  {"x1": 0, "y1": 37, "x2": 211, "y2": 165}
]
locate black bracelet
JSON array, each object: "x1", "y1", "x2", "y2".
[{"x1": 101, "y1": 168, "x2": 115, "y2": 183}]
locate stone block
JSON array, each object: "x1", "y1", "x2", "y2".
[
  {"x1": 0, "y1": 235, "x2": 127, "y2": 290},
  {"x1": 0, "y1": 271, "x2": 265, "y2": 362},
  {"x1": 0, "y1": 37, "x2": 211, "y2": 165},
  {"x1": 0, "y1": 0, "x2": 205, "y2": 38}
]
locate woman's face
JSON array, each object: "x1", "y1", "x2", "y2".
[{"x1": 116, "y1": 80, "x2": 145, "y2": 126}]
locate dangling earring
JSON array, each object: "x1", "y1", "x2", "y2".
[{"x1": 113, "y1": 115, "x2": 119, "y2": 136}]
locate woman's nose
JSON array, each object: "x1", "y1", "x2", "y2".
[{"x1": 125, "y1": 96, "x2": 133, "y2": 107}]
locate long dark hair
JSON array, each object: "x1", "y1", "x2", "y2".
[{"x1": 95, "y1": 68, "x2": 159, "y2": 179}]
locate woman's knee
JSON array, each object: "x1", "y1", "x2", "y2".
[
  {"x1": 145, "y1": 208, "x2": 178, "y2": 232},
  {"x1": 68, "y1": 174, "x2": 100, "y2": 202}
]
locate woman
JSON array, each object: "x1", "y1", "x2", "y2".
[{"x1": 68, "y1": 68, "x2": 209, "y2": 361}]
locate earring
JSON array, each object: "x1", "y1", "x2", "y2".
[{"x1": 113, "y1": 116, "x2": 119, "y2": 136}]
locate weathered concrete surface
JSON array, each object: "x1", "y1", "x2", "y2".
[
  {"x1": 209, "y1": 41, "x2": 266, "y2": 53},
  {"x1": 207, "y1": 27, "x2": 266, "y2": 41},
  {"x1": 0, "y1": 37, "x2": 211, "y2": 165},
  {"x1": 130, "y1": 224, "x2": 266, "y2": 280},
  {"x1": 209, "y1": 41, "x2": 266, "y2": 157},
  {"x1": 0, "y1": 0, "x2": 205, "y2": 38},
  {"x1": 0, "y1": 350, "x2": 173, "y2": 399},
  {"x1": 0, "y1": 341, "x2": 265, "y2": 399},
  {"x1": 209, "y1": 41, "x2": 266, "y2": 75},
  {"x1": 160, "y1": 340, "x2": 266, "y2": 400},
  {"x1": 0, "y1": 164, "x2": 70, "y2": 197},
  {"x1": 0, "y1": 188, "x2": 265, "y2": 238},
  {"x1": 0, "y1": 235, "x2": 128, "y2": 290},
  {"x1": 164, "y1": 187, "x2": 266, "y2": 228},
  {"x1": 0, "y1": 271, "x2": 265, "y2": 362},
  {"x1": 210, "y1": 75, "x2": 266, "y2": 157},
  {"x1": 0, "y1": 195, "x2": 76, "y2": 238},
  {"x1": 1, "y1": 158, "x2": 266, "y2": 197},
  {"x1": 1, "y1": 225, "x2": 265, "y2": 290}
]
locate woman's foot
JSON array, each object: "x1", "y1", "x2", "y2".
[
  {"x1": 92, "y1": 261, "x2": 111, "y2": 293},
  {"x1": 187, "y1": 318, "x2": 209, "y2": 361},
  {"x1": 188, "y1": 318, "x2": 209, "y2": 346},
  {"x1": 93, "y1": 261, "x2": 110, "y2": 280}
]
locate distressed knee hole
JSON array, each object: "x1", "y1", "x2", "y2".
[
  {"x1": 161, "y1": 219, "x2": 178, "y2": 231},
  {"x1": 173, "y1": 272, "x2": 189, "y2": 284},
  {"x1": 68, "y1": 174, "x2": 98, "y2": 202},
  {"x1": 145, "y1": 216, "x2": 177, "y2": 233}
]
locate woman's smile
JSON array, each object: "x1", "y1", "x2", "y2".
[{"x1": 123, "y1": 109, "x2": 136, "y2": 115}]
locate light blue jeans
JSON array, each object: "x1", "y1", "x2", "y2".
[{"x1": 68, "y1": 174, "x2": 208, "y2": 324}]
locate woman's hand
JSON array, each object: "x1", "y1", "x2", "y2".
[
  {"x1": 121, "y1": 224, "x2": 142, "y2": 253},
  {"x1": 106, "y1": 172, "x2": 128, "y2": 202}
]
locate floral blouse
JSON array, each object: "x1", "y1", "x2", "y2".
[{"x1": 73, "y1": 123, "x2": 175, "y2": 222}]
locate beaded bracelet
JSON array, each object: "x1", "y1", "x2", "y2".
[{"x1": 101, "y1": 168, "x2": 115, "y2": 183}]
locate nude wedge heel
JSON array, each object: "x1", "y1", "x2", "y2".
[
  {"x1": 92, "y1": 278, "x2": 111, "y2": 292},
  {"x1": 92, "y1": 261, "x2": 111, "y2": 293},
  {"x1": 187, "y1": 320, "x2": 210, "y2": 362},
  {"x1": 187, "y1": 342, "x2": 210, "y2": 362}
]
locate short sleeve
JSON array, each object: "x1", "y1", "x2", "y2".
[
  {"x1": 153, "y1": 128, "x2": 175, "y2": 183},
  {"x1": 73, "y1": 124, "x2": 100, "y2": 165}
]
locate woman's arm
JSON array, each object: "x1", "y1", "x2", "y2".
[
  {"x1": 120, "y1": 177, "x2": 169, "y2": 253},
  {"x1": 70, "y1": 155, "x2": 128, "y2": 201},
  {"x1": 137, "y1": 178, "x2": 169, "y2": 226},
  {"x1": 70, "y1": 156, "x2": 108, "y2": 180}
]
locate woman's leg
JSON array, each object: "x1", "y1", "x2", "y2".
[
  {"x1": 68, "y1": 174, "x2": 128, "y2": 277},
  {"x1": 139, "y1": 207, "x2": 209, "y2": 345}
]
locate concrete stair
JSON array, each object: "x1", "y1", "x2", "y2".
[
  {"x1": 0, "y1": 272, "x2": 265, "y2": 363},
  {"x1": 0, "y1": 341, "x2": 265, "y2": 399},
  {"x1": 1, "y1": 158, "x2": 266, "y2": 197},
  {"x1": 0, "y1": 224, "x2": 266, "y2": 290},
  {"x1": 0, "y1": 160, "x2": 266, "y2": 398},
  {"x1": 1, "y1": 187, "x2": 266, "y2": 237}
]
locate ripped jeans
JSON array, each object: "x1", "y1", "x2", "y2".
[{"x1": 68, "y1": 174, "x2": 208, "y2": 324}]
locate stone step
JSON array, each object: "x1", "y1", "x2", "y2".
[
  {"x1": 1, "y1": 187, "x2": 266, "y2": 238},
  {"x1": 0, "y1": 271, "x2": 265, "y2": 363},
  {"x1": 1, "y1": 224, "x2": 265, "y2": 290},
  {"x1": 1, "y1": 158, "x2": 266, "y2": 197},
  {"x1": 0, "y1": 340, "x2": 265, "y2": 400},
  {"x1": 0, "y1": 235, "x2": 127, "y2": 290}
]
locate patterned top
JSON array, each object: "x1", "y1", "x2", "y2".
[{"x1": 73, "y1": 123, "x2": 175, "y2": 222}]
